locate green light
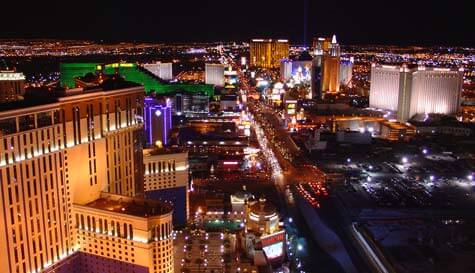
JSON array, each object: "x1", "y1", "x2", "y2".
[
  {"x1": 60, "y1": 63, "x2": 98, "y2": 88},
  {"x1": 60, "y1": 62, "x2": 214, "y2": 97}
]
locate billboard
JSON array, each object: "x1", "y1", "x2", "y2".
[{"x1": 260, "y1": 231, "x2": 285, "y2": 260}]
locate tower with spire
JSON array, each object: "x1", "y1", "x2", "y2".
[
  {"x1": 329, "y1": 34, "x2": 341, "y2": 57},
  {"x1": 311, "y1": 34, "x2": 341, "y2": 98}
]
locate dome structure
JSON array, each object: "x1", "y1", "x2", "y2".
[{"x1": 246, "y1": 198, "x2": 279, "y2": 235}]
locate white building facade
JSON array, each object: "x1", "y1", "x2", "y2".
[
  {"x1": 143, "y1": 62, "x2": 173, "y2": 80},
  {"x1": 369, "y1": 64, "x2": 463, "y2": 121},
  {"x1": 205, "y1": 63, "x2": 225, "y2": 87},
  {"x1": 409, "y1": 68, "x2": 463, "y2": 119},
  {"x1": 339, "y1": 58, "x2": 353, "y2": 86},
  {"x1": 369, "y1": 64, "x2": 401, "y2": 111}
]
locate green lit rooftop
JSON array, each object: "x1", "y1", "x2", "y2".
[{"x1": 60, "y1": 62, "x2": 214, "y2": 97}]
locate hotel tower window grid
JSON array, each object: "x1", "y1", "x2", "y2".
[{"x1": 0, "y1": 87, "x2": 173, "y2": 273}]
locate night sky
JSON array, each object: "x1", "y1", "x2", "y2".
[{"x1": 2, "y1": 0, "x2": 473, "y2": 46}]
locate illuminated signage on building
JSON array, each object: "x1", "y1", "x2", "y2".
[
  {"x1": 261, "y1": 230, "x2": 285, "y2": 247},
  {"x1": 260, "y1": 231, "x2": 285, "y2": 260}
]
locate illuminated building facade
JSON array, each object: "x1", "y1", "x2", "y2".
[
  {"x1": 280, "y1": 60, "x2": 293, "y2": 81},
  {"x1": 143, "y1": 149, "x2": 189, "y2": 226},
  {"x1": 250, "y1": 39, "x2": 289, "y2": 69},
  {"x1": 143, "y1": 62, "x2": 173, "y2": 81},
  {"x1": 339, "y1": 57, "x2": 354, "y2": 86},
  {"x1": 0, "y1": 71, "x2": 26, "y2": 103},
  {"x1": 280, "y1": 53, "x2": 312, "y2": 84},
  {"x1": 312, "y1": 35, "x2": 341, "y2": 98},
  {"x1": 369, "y1": 64, "x2": 401, "y2": 111},
  {"x1": 144, "y1": 98, "x2": 172, "y2": 146},
  {"x1": 241, "y1": 56, "x2": 247, "y2": 67},
  {"x1": 408, "y1": 67, "x2": 463, "y2": 120},
  {"x1": 370, "y1": 64, "x2": 463, "y2": 121},
  {"x1": 230, "y1": 187, "x2": 254, "y2": 214},
  {"x1": 243, "y1": 198, "x2": 285, "y2": 264},
  {"x1": 205, "y1": 64, "x2": 225, "y2": 87},
  {"x1": 321, "y1": 56, "x2": 340, "y2": 93},
  {"x1": 224, "y1": 66, "x2": 238, "y2": 87},
  {"x1": 0, "y1": 85, "x2": 175, "y2": 273},
  {"x1": 380, "y1": 121, "x2": 416, "y2": 141},
  {"x1": 73, "y1": 193, "x2": 174, "y2": 273},
  {"x1": 321, "y1": 35, "x2": 341, "y2": 94},
  {"x1": 312, "y1": 37, "x2": 332, "y2": 54}
]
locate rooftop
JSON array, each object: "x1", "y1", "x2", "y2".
[
  {"x1": 0, "y1": 70, "x2": 25, "y2": 81},
  {"x1": 60, "y1": 62, "x2": 215, "y2": 96},
  {"x1": 84, "y1": 193, "x2": 172, "y2": 218},
  {"x1": 0, "y1": 78, "x2": 141, "y2": 112},
  {"x1": 382, "y1": 120, "x2": 415, "y2": 130},
  {"x1": 410, "y1": 114, "x2": 475, "y2": 129},
  {"x1": 372, "y1": 63, "x2": 463, "y2": 72},
  {"x1": 143, "y1": 146, "x2": 186, "y2": 156},
  {"x1": 249, "y1": 198, "x2": 277, "y2": 217}
]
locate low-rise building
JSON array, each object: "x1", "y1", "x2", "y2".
[
  {"x1": 73, "y1": 193, "x2": 174, "y2": 273},
  {"x1": 143, "y1": 148, "x2": 189, "y2": 226},
  {"x1": 242, "y1": 198, "x2": 285, "y2": 266}
]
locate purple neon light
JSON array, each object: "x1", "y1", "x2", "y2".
[
  {"x1": 148, "y1": 106, "x2": 153, "y2": 145},
  {"x1": 144, "y1": 98, "x2": 172, "y2": 145},
  {"x1": 163, "y1": 105, "x2": 167, "y2": 145}
]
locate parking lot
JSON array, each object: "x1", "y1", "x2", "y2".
[
  {"x1": 313, "y1": 140, "x2": 475, "y2": 212},
  {"x1": 359, "y1": 219, "x2": 475, "y2": 273}
]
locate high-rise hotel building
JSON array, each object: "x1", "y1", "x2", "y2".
[
  {"x1": 143, "y1": 62, "x2": 173, "y2": 81},
  {"x1": 250, "y1": 39, "x2": 289, "y2": 69},
  {"x1": 369, "y1": 64, "x2": 464, "y2": 122},
  {"x1": 311, "y1": 35, "x2": 341, "y2": 99},
  {"x1": 320, "y1": 35, "x2": 341, "y2": 94},
  {"x1": 204, "y1": 63, "x2": 225, "y2": 87},
  {"x1": 0, "y1": 71, "x2": 26, "y2": 103},
  {"x1": 0, "y1": 84, "x2": 174, "y2": 273}
]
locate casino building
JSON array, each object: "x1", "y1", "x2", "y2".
[
  {"x1": 369, "y1": 64, "x2": 464, "y2": 122},
  {"x1": 250, "y1": 39, "x2": 289, "y2": 69},
  {"x1": 242, "y1": 198, "x2": 285, "y2": 266},
  {"x1": 205, "y1": 63, "x2": 225, "y2": 87},
  {"x1": 0, "y1": 70, "x2": 25, "y2": 103},
  {"x1": 0, "y1": 83, "x2": 174, "y2": 273}
]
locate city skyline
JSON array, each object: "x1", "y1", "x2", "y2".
[
  {"x1": 1, "y1": 2, "x2": 474, "y2": 273},
  {"x1": 1, "y1": 0, "x2": 473, "y2": 46}
]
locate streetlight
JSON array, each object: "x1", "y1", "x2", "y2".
[
  {"x1": 297, "y1": 244, "x2": 303, "y2": 251},
  {"x1": 288, "y1": 217, "x2": 293, "y2": 223},
  {"x1": 429, "y1": 175, "x2": 435, "y2": 182},
  {"x1": 346, "y1": 158, "x2": 351, "y2": 163},
  {"x1": 467, "y1": 174, "x2": 473, "y2": 181},
  {"x1": 402, "y1": 157, "x2": 408, "y2": 164},
  {"x1": 422, "y1": 149, "x2": 428, "y2": 155}
]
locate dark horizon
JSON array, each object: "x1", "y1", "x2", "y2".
[{"x1": 1, "y1": 0, "x2": 473, "y2": 47}]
